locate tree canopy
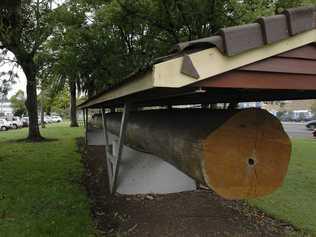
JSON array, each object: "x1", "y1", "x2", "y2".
[
  {"x1": 43, "y1": 0, "x2": 316, "y2": 98},
  {"x1": 0, "y1": 0, "x2": 57, "y2": 140},
  {"x1": 10, "y1": 89, "x2": 27, "y2": 117}
]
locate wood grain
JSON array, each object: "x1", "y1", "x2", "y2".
[{"x1": 105, "y1": 109, "x2": 291, "y2": 200}]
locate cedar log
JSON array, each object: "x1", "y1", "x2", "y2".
[{"x1": 105, "y1": 108, "x2": 291, "y2": 200}]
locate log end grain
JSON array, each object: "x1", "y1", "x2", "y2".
[{"x1": 202, "y1": 108, "x2": 291, "y2": 200}]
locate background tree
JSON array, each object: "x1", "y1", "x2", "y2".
[
  {"x1": 55, "y1": 0, "x2": 292, "y2": 97},
  {"x1": 0, "y1": 71, "x2": 16, "y2": 98},
  {"x1": 0, "y1": 0, "x2": 57, "y2": 141},
  {"x1": 0, "y1": 50, "x2": 18, "y2": 98},
  {"x1": 275, "y1": 0, "x2": 316, "y2": 12},
  {"x1": 39, "y1": 3, "x2": 87, "y2": 126},
  {"x1": 10, "y1": 89, "x2": 27, "y2": 116},
  {"x1": 49, "y1": 88, "x2": 70, "y2": 116}
]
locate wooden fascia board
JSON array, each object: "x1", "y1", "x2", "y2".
[
  {"x1": 153, "y1": 29, "x2": 316, "y2": 88},
  {"x1": 81, "y1": 71, "x2": 155, "y2": 108}
]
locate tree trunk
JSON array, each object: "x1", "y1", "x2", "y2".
[
  {"x1": 105, "y1": 108, "x2": 291, "y2": 200},
  {"x1": 23, "y1": 62, "x2": 43, "y2": 141},
  {"x1": 69, "y1": 80, "x2": 78, "y2": 127}
]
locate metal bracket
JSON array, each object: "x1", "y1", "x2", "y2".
[
  {"x1": 101, "y1": 104, "x2": 131, "y2": 194},
  {"x1": 84, "y1": 108, "x2": 88, "y2": 145}
]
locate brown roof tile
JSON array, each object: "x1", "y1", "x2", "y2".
[
  {"x1": 284, "y1": 6, "x2": 315, "y2": 35},
  {"x1": 171, "y1": 35, "x2": 224, "y2": 54},
  {"x1": 257, "y1": 15, "x2": 289, "y2": 44},
  {"x1": 174, "y1": 5, "x2": 316, "y2": 56},
  {"x1": 220, "y1": 23, "x2": 264, "y2": 56}
]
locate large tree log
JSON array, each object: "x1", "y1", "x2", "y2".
[{"x1": 105, "y1": 108, "x2": 291, "y2": 200}]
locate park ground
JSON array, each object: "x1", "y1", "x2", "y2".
[{"x1": 0, "y1": 123, "x2": 315, "y2": 236}]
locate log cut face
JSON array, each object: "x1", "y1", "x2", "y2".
[
  {"x1": 105, "y1": 108, "x2": 291, "y2": 200},
  {"x1": 202, "y1": 109, "x2": 291, "y2": 199}
]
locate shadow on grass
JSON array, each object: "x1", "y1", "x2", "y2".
[{"x1": 6, "y1": 138, "x2": 59, "y2": 144}]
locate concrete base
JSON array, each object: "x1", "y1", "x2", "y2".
[{"x1": 87, "y1": 128, "x2": 196, "y2": 194}]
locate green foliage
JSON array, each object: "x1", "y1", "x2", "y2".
[
  {"x1": 0, "y1": 1, "x2": 55, "y2": 59},
  {"x1": 0, "y1": 124, "x2": 93, "y2": 236},
  {"x1": 42, "y1": 0, "x2": 316, "y2": 98},
  {"x1": 0, "y1": 53, "x2": 18, "y2": 97},
  {"x1": 250, "y1": 139, "x2": 316, "y2": 235},
  {"x1": 9, "y1": 89, "x2": 27, "y2": 116},
  {"x1": 47, "y1": 88, "x2": 70, "y2": 116},
  {"x1": 228, "y1": 0, "x2": 275, "y2": 24},
  {"x1": 0, "y1": 77, "x2": 14, "y2": 97},
  {"x1": 275, "y1": 0, "x2": 316, "y2": 12}
]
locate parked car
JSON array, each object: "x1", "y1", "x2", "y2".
[
  {"x1": 44, "y1": 116, "x2": 53, "y2": 124},
  {"x1": 7, "y1": 117, "x2": 23, "y2": 129},
  {"x1": 51, "y1": 115, "x2": 63, "y2": 123},
  {"x1": 306, "y1": 120, "x2": 316, "y2": 130},
  {"x1": 0, "y1": 119, "x2": 11, "y2": 131},
  {"x1": 313, "y1": 129, "x2": 316, "y2": 138},
  {"x1": 21, "y1": 117, "x2": 29, "y2": 127}
]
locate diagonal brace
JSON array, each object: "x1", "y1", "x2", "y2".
[{"x1": 101, "y1": 104, "x2": 131, "y2": 194}]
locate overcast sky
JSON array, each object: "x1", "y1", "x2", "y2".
[
  {"x1": 0, "y1": 54, "x2": 27, "y2": 98},
  {"x1": 10, "y1": 69, "x2": 27, "y2": 97}
]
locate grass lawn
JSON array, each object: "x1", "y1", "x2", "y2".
[
  {"x1": 0, "y1": 123, "x2": 93, "y2": 237},
  {"x1": 1, "y1": 123, "x2": 315, "y2": 236},
  {"x1": 250, "y1": 139, "x2": 316, "y2": 236}
]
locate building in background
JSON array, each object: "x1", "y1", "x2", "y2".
[
  {"x1": 0, "y1": 95, "x2": 13, "y2": 117},
  {"x1": 239, "y1": 102, "x2": 263, "y2": 109}
]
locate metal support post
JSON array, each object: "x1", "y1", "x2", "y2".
[
  {"x1": 84, "y1": 108, "x2": 88, "y2": 145},
  {"x1": 101, "y1": 104, "x2": 131, "y2": 194},
  {"x1": 101, "y1": 108, "x2": 114, "y2": 192},
  {"x1": 82, "y1": 109, "x2": 86, "y2": 127}
]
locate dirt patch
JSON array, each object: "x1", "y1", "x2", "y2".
[{"x1": 81, "y1": 144, "x2": 300, "y2": 237}]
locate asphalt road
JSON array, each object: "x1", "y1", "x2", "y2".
[{"x1": 282, "y1": 122, "x2": 314, "y2": 139}]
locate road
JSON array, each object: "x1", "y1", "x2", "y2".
[{"x1": 282, "y1": 122, "x2": 314, "y2": 139}]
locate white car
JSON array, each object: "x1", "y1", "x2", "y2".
[
  {"x1": 8, "y1": 117, "x2": 23, "y2": 129},
  {"x1": 0, "y1": 119, "x2": 11, "y2": 131},
  {"x1": 51, "y1": 116, "x2": 63, "y2": 123},
  {"x1": 44, "y1": 116, "x2": 53, "y2": 124}
]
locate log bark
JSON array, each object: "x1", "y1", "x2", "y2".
[{"x1": 105, "y1": 108, "x2": 291, "y2": 200}]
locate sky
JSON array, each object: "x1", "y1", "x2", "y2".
[
  {"x1": 11, "y1": 69, "x2": 27, "y2": 97},
  {"x1": 0, "y1": 53, "x2": 27, "y2": 98}
]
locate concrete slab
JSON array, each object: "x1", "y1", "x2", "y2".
[{"x1": 87, "y1": 128, "x2": 196, "y2": 194}]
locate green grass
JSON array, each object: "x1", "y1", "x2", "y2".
[
  {"x1": 0, "y1": 123, "x2": 93, "y2": 237},
  {"x1": 250, "y1": 139, "x2": 316, "y2": 236},
  {"x1": 1, "y1": 124, "x2": 315, "y2": 236}
]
